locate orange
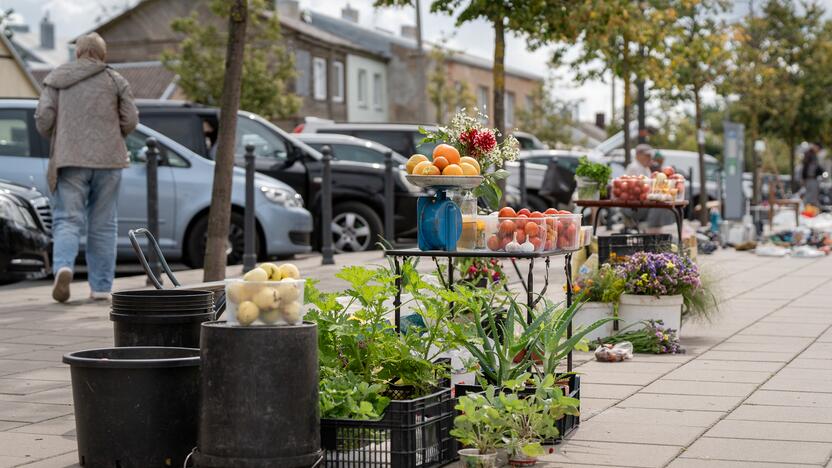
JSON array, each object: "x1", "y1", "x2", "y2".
[
  {"x1": 460, "y1": 156, "x2": 480, "y2": 173},
  {"x1": 412, "y1": 160, "x2": 434, "y2": 175},
  {"x1": 442, "y1": 164, "x2": 463, "y2": 176},
  {"x1": 433, "y1": 144, "x2": 461, "y2": 165},
  {"x1": 423, "y1": 165, "x2": 440, "y2": 176},
  {"x1": 433, "y1": 156, "x2": 450, "y2": 172},
  {"x1": 460, "y1": 162, "x2": 479, "y2": 176},
  {"x1": 406, "y1": 154, "x2": 428, "y2": 174}
]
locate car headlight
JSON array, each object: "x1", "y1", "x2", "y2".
[
  {"x1": 0, "y1": 196, "x2": 37, "y2": 229},
  {"x1": 260, "y1": 186, "x2": 304, "y2": 207}
]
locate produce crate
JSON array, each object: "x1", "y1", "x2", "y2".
[
  {"x1": 453, "y1": 374, "x2": 581, "y2": 443},
  {"x1": 597, "y1": 234, "x2": 672, "y2": 265},
  {"x1": 320, "y1": 387, "x2": 457, "y2": 467}
]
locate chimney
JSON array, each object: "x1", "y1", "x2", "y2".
[
  {"x1": 40, "y1": 12, "x2": 55, "y2": 50},
  {"x1": 276, "y1": 0, "x2": 300, "y2": 20},
  {"x1": 341, "y1": 3, "x2": 359, "y2": 23},
  {"x1": 400, "y1": 25, "x2": 417, "y2": 39},
  {"x1": 595, "y1": 112, "x2": 606, "y2": 130}
]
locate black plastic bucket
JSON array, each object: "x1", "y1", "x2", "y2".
[
  {"x1": 193, "y1": 321, "x2": 322, "y2": 468},
  {"x1": 110, "y1": 289, "x2": 215, "y2": 348},
  {"x1": 63, "y1": 347, "x2": 200, "y2": 468}
]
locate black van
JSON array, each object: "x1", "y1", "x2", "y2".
[{"x1": 135, "y1": 101, "x2": 421, "y2": 252}]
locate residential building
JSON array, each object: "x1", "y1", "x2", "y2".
[
  {"x1": 0, "y1": 33, "x2": 39, "y2": 98},
  {"x1": 309, "y1": 8, "x2": 544, "y2": 127},
  {"x1": 8, "y1": 13, "x2": 73, "y2": 72},
  {"x1": 82, "y1": 0, "x2": 388, "y2": 128}
]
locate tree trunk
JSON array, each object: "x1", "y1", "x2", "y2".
[
  {"x1": 622, "y1": 66, "x2": 632, "y2": 167},
  {"x1": 787, "y1": 132, "x2": 796, "y2": 193},
  {"x1": 636, "y1": 79, "x2": 646, "y2": 144},
  {"x1": 492, "y1": 18, "x2": 506, "y2": 138},
  {"x1": 203, "y1": 0, "x2": 248, "y2": 282},
  {"x1": 694, "y1": 88, "x2": 708, "y2": 225}
]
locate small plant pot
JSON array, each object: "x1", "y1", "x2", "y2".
[
  {"x1": 509, "y1": 455, "x2": 539, "y2": 466},
  {"x1": 618, "y1": 294, "x2": 683, "y2": 338},
  {"x1": 576, "y1": 176, "x2": 601, "y2": 201},
  {"x1": 573, "y1": 301, "x2": 614, "y2": 342},
  {"x1": 459, "y1": 448, "x2": 499, "y2": 468}
]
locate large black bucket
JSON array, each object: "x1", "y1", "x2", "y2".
[
  {"x1": 193, "y1": 321, "x2": 322, "y2": 468},
  {"x1": 63, "y1": 347, "x2": 200, "y2": 468},
  {"x1": 111, "y1": 289, "x2": 215, "y2": 348}
]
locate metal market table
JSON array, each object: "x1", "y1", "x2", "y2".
[
  {"x1": 575, "y1": 199, "x2": 689, "y2": 246},
  {"x1": 384, "y1": 247, "x2": 579, "y2": 371}
]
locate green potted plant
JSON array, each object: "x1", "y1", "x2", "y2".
[
  {"x1": 574, "y1": 156, "x2": 612, "y2": 200},
  {"x1": 570, "y1": 264, "x2": 624, "y2": 341},
  {"x1": 452, "y1": 387, "x2": 508, "y2": 468}
]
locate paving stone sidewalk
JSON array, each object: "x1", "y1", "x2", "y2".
[{"x1": 0, "y1": 250, "x2": 830, "y2": 467}]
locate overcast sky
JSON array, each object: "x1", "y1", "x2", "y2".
[{"x1": 3, "y1": 0, "x2": 831, "y2": 123}]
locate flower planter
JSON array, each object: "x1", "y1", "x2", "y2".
[
  {"x1": 459, "y1": 448, "x2": 498, "y2": 468},
  {"x1": 574, "y1": 302, "x2": 614, "y2": 342},
  {"x1": 618, "y1": 294, "x2": 683, "y2": 337}
]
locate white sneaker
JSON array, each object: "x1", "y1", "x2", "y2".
[
  {"x1": 52, "y1": 267, "x2": 73, "y2": 303},
  {"x1": 89, "y1": 291, "x2": 112, "y2": 301}
]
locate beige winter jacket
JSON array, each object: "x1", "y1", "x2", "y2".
[{"x1": 35, "y1": 58, "x2": 139, "y2": 192}]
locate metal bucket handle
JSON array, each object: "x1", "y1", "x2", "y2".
[{"x1": 128, "y1": 228, "x2": 181, "y2": 290}]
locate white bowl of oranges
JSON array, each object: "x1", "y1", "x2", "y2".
[{"x1": 405, "y1": 144, "x2": 483, "y2": 189}]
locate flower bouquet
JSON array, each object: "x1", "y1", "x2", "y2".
[{"x1": 420, "y1": 109, "x2": 519, "y2": 210}]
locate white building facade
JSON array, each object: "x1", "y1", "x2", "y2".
[{"x1": 346, "y1": 54, "x2": 388, "y2": 122}]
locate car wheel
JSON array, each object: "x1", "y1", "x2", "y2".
[
  {"x1": 331, "y1": 202, "x2": 382, "y2": 253},
  {"x1": 184, "y1": 212, "x2": 255, "y2": 268}
]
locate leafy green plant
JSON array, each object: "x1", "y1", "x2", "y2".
[
  {"x1": 319, "y1": 369, "x2": 391, "y2": 420},
  {"x1": 575, "y1": 156, "x2": 612, "y2": 197},
  {"x1": 451, "y1": 387, "x2": 508, "y2": 455},
  {"x1": 596, "y1": 320, "x2": 684, "y2": 354},
  {"x1": 573, "y1": 264, "x2": 624, "y2": 303}
]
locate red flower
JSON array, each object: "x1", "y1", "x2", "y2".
[
  {"x1": 459, "y1": 129, "x2": 478, "y2": 154},
  {"x1": 474, "y1": 130, "x2": 497, "y2": 155}
]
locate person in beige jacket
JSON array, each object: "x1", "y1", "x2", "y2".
[{"x1": 35, "y1": 33, "x2": 138, "y2": 302}]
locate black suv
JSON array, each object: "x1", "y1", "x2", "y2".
[{"x1": 136, "y1": 101, "x2": 421, "y2": 251}]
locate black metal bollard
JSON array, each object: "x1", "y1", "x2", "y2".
[
  {"x1": 321, "y1": 145, "x2": 335, "y2": 265},
  {"x1": 145, "y1": 137, "x2": 161, "y2": 286},
  {"x1": 519, "y1": 159, "x2": 527, "y2": 208},
  {"x1": 688, "y1": 167, "x2": 695, "y2": 221},
  {"x1": 243, "y1": 144, "x2": 256, "y2": 273},
  {"x1": 384, "y1": 150, "x2": 395, "y2": 244}
]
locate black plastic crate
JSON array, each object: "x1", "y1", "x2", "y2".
[
  {"x1": 598, "y1": 234, "x2": 672, "y2": 264},
  {"x1": 321, "y1": 387, "x2": 457, "y2": 467},
  {"x1": 453, "y1": 374, "x2": 581, "y2": 443}
]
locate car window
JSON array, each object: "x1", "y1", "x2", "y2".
[
  {"x1": 526, "y1": 156, "x2": 551, "y2": 166},
  {"x1": 329, "y1": 144, "x2": 385, "y2": 164},
  {"x1": 237, "y1": 117, "x2": 288, "y2": 159},
  {"x1": 125, "y1": 132, "x2": 188, "y2": 168},
  {"x1": 347, "y1": 130, "x2": 411, "y2": 156},
  {"x1": 557, "y1": 157, "x2": 580, "y2": 172},
  {"x1": 141, "y1": 114, "x2": 202, "y2": 155},
  {"x1": 0, "y1": 110, "x2": 32, "y2": 157},
  {"x1": 516, "y1": 136, "x2": 536, "y2": 150}
]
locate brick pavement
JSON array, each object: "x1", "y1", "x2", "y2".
[{"x1": 0, "y1": 250, "x2": 830, "y2": 467}]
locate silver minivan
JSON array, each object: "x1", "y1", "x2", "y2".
[{"x1": 0, "y1": 99, "x2": 313, "y2": 267}]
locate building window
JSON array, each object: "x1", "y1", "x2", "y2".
[
  {"x1": 294, "y1": 49, "x2": 310, "y2": 97},
  {"x1": 313, "y1": 57, "x2": 327, "y2": 101},
  {"x1": 358, "y1": 69, "x2": 368, "y2": 108},
  {"x1": 476, "y1": 85, "x2": 489, "y2": 124},
  {"x1": 332, "y1": 61, "x2": 344, "y2": 103},
  {"x1": 372, "y1": 72, "x2": 383, "y2": 110},
  {"x1": 505, "y1": 91, "x2": 516, "y2": 129},
  {"x1": 525, "y1": 94, "x2": 534, "y2": 112}
]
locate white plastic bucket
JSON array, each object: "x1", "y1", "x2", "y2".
[
  {"x1": 574, "y1": 302, "x2": 614, "y2": 342},
  {"x1": 618, "y1": 294, "x2": 683, "y2": 337}
]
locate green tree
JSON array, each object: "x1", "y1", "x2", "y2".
[
  {"x1": 655, "y1": 0, "x2": 729, "y2": 222},
  {"x1": 563, "y1": 0, "x2": 677, "y2": 165},
  {"x1": 202, "y1": 0, "x2": 249, "y2": 281},
  {"x1": 162, "y1": 0, "x2": 300, "y2": 121},
  {"x1": 515, "y1": 81, "x2": 574, "y2": 147},
  {"x1": 375, "y1": 0, "x2": 580, "y2": 139},
  {"x1": 427, "y1": 43, "x2": 476, "y2": 124}
]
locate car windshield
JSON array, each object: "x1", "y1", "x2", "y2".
[{"x1": 705, "y1": 161, "x2": 720, "y2": 181}]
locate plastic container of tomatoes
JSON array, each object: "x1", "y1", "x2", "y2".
[
  {"x1": 546, "y1": 212, "x2": 582, "y2": 250},
  {"x1": 485, "y1": 211, "x2": 548, "y2": 253},
  {"x1": 611, "y1": 176, "x2": 650, "y2": 202}
]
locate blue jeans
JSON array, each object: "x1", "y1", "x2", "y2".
[{"x1": 52, "y1": 168, "x2": 122, "y2": 293}]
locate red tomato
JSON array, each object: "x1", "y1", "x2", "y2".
[
  {"x1": 620, "y1": 181, "x2": 630, "y2": 191},
  {"x1": 516, "y1": 229, "x2": 527, "y2": 244},
  {"x1": 487, "y1": 235, "x2": 500, "y2": 251},
  {"x1": 544, "y1": 239, "x2": 554, "y2": 251},
  {"x1": 499, "y1": 220, "x2": 515, "y2": 234},
  {"x1": 525, "y1": 221, "x2": 540, "y2": 237},
  {"x1": 499, "y1": 207, "x2": 517, "y2": 218},
  {"x1": 662, "y1": 166, "x2": 675, "y2": 177},
  {"x1": 517, "y1": 208, "x2": 531, "y2": 216},
  {"x1": 529, "y1": 211, "x2": 544, "y2": 219},
  {"x1": 640, "y1": 192, "x2": 648, "y2": 201},
  {"x1": 516, "y1": 214, "x2": 528, "y2": 229},
  {"x1": 558, "y1": 210, "x2": 571, "y2": 214},
  {"x1": 544, "y1": 208, "x2": 558, "y2": 215},
  {"x1": 530, "y1": 237, "x2": 542, "y2": 250}
]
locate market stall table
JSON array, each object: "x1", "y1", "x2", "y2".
[
  {"x1": 576, "y1": 199, "x2": 689, "y2": 247},
  {"x1": 384, "y1": 247, "x2": 579, "y2": 371}
]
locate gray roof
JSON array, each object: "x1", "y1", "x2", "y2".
[{"x1": 308, "y1": 11, "x2": 543, "y2": 82}]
